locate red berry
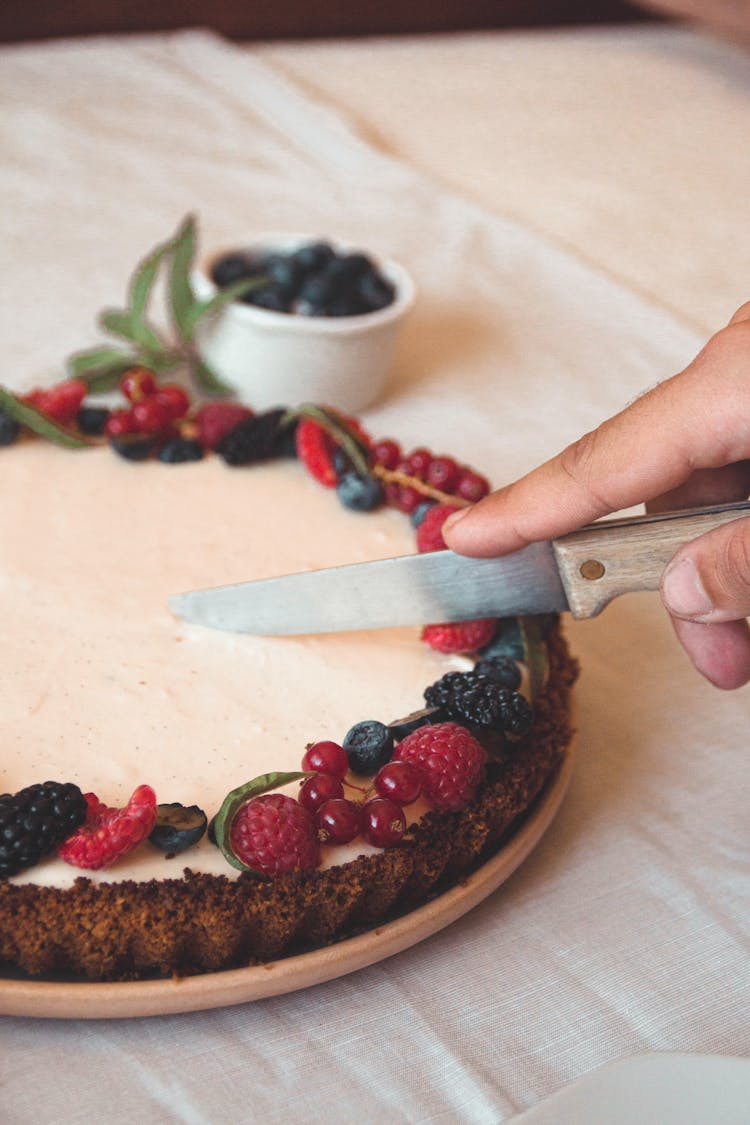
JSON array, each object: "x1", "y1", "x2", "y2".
[
  {"x1": 456, "y1": 469, "x2": 490, "y2": 503},
  {"x1": 120, "y1": 367, "x2": 157, "y2": 402},
  {"x1": 301, "y1": 740, "x2": 349, "y2": 779},
  {"x1": 155, "y1": 384, "x2": 190, "y2": 421},
  {"x1": 58, "y1": 784, "x2": 157, "y2": 870},
  {"x1": 316, "y1": 798, "x2": 362, "y2": 844},
  {"x1": 416, "y1": 503, "x2": 455, "y2": 552},
  {"x1": 35, "y1": 379, "x2": 87, "y2": 425},
  {"x1": 405, "y1": 448, "x2": 432, "y2": 478},
  {"x1": 195, "y1": 402, "x2": 254, "y2": 450},
  {"x1": 395, "y1": 722, "x2": 486, "y2": 812},
  {"x1": 132, "y1": 398, "x2": 169, "y2": 434},
  {"x1": 296, "y1": 419, "x2": 338, "y2": 488},
  {"x1": 229, "y1": 793, "x2": 319, "y2": 874},
  {"x1": 396, "y1": 485, "x2": 422, "y2": 514},
  {"x1": 362, "y1": 798, "x2": 406, "y2": 847},
  {"x1": 426, "y1": 455, "x2": 460, "y2": 493},
  {"x1": 298, "y1": 773, "x2": 344, "y2": 812},
  {"x1": 372, "y1": 438, "x2": 401, "y2": 470},
  {"x1": 104, "y1": 408, "x2": 137, "y2": 438},
  {"x1": 421, "y1": 618, "x2": 497, "y2": 654},
  {"x1": 374, "y1": 761, "x2": 422, "y2": 806}
]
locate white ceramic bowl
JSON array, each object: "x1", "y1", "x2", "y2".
[{"x1": 192, "y1": 237, "x2": 415, "y2": 412}]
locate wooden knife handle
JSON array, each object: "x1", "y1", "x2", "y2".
[{"x1": 552, "y1": 501, "x2": 750, "y2": 619}]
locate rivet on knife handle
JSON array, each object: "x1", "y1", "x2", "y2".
[{"x1": 551, "y1": 500, "x2": 750, "y2": 619}]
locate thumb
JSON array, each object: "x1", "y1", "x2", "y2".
[{"x1": 661, "y1": 516, "x2": 750, "y2": 623}]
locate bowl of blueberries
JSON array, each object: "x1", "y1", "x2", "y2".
[{"x1": 193, "y1": 236, "x2": 415, "y2": 411}]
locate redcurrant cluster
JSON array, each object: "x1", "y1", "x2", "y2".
[
  {"x1": 370, "y1": 438, "x2": 490, "y2": 514},
  {"x1": 298, "y1": 739, "x2": 423, "y2": 849},
  {"x1": 104, "y1": 368, "x2": 191, "y2": 439}
]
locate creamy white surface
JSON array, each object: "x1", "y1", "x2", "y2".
[{"x1": 1, "y1": 445, "x2": 458, "y2": 886}]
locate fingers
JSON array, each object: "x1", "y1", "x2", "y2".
[
  {"x1": 444, "y1": 308, "x2": 750, "y2": 558},
  {"x1": 661, "y1": 516, "x2": 750, "y2": 623},
  {"x1": 670, "y1": 618, "x2": 750, "y2": 690}
]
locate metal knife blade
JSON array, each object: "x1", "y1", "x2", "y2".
[{"x1": 169, "y1": 500, "x2": 750, "y2": 636}]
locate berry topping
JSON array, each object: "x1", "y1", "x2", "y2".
[
  {"x1": 295, "y1": 418, "x2": 338, "y2": 487},
  {"x1": 217, "y1": 408, "x2": 288, "y2": 466},
  {"x1": 316, "y1": 798, "x2": 362, "y2": 844},
  {"x1": 120, "y1": 367, "x2": 157, "y2": 402},
  {"x1": 104, "y1": 408, "x2": 137, "y2": 439},
  {"x1": 388, "y1": 706, "x2": 445, "y2": 741},
  {"x1": 229, "y1": 793, "x2": 319, "y2": 875},
  {"x1": 371, "y1": 438, "x2": 401, "y2": 470},
  {"x1": 132, "y1": 398, "x2": 169, "y2": 434},
  {"x1": 336, "y1": 471, "x2": 384, "y2": 511},
  {"x1": 410, "y1": 501, "x2": 435, "y2": 528},
  {"x1": 0, "y1": 408, "x2": 21, "y2": 447},
  {"x1": 405, "y1": 448, "x2": 432, "y2": 477},
  {"x1": 373, "y1": 761, "x2": 422, "y2": 806},
  {"x1": 361, "y1": 798, "x2": 406, "y2": 847},
  {"x1": 195, "y1": 402, "x2": 253, "y2": 450},
  {"x1": 342, "y1": 720, "x2": 394, "y2": 776},
  {"x1": 0, "y1": 781, "x2": 87, "y2": 878},
  {"x1": 76, "y1": 405, "x2": 110, "y2": 436},
  {"x1": 110, "y1": 435, "x2": 157, "y2": 462},
  {"x1": 474, "y1": 655, "x2": 522, "y2": 691},
  {"x1": 58, "y1": 784, "x2": 158, "y2": 870},
  {"x1": 27, "y1": 379, "x2": 87, "y2": 425},
  {"x1": 158, "y1": 437, "x2": 204, "y2": 464},
  {"x1": 298, "y1": 773, "x2": 345, "y2": 812},
  {"x1": 455, "y1": 469, "x2": 490, "y2": 503},
  {"x1": 154, "y1": 384, "x2": 191, "y2": 422},
  {"x1": 395, "y1": 723, "x2": 486, "y2": 812},
  {"x1": 426, "y1": 455, "x2": 460, "y2": 493},
  {"x1": 424, "y1": 671, "x2": 533, "y2": 735},
  {"x1": 416, "y1": 502, "x2": 455, "y2": 553},
  {"x1": 421, "y1": 618, "x2": 498, "y2": 654},
  {"x1": 149, "y1": 802, "x2": 208, "y2": 854},
  {"x1": 301, "y1": 740, "x2": 349, "y2": 779}
]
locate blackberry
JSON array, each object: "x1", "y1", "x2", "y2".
[
  {"x1": 424, "y1": 671, "x2": 533, "y2": 735},
  {"x1": 217, "y1": 408, "x2": 288, "y2": 466},
  {"x1": 336, "y1": 472, "x2": 384, "y2": 512},
  {"x1": 0, "y1": 780, "x2": 87, "y2": 878},
  {"x1": 149, "y1": 802, "x2": 207, "y2": 854},
  {"x1": 0, "y1": 409, "x2": 20, "y2": 447},
  {"x1": 474, "y1": 655, "x2": 522, "y2": 691},
  {"x1": 76, "y1": 405, "x2": 110, "y2": 436},
  {"x1": 158, "y1": 437, "x2": 204, "y2": 464},
  {"x1": 343, "y1": 719, "x2": 394, "y2": 775}
]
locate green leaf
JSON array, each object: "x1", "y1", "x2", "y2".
[
  {"x1": 168, "y1": 214, "x2": 198, "y2": 340},
  {"x1": 67, "y1": 345, "x2": 136, "y2": 379},
  {"x1": 100, "y1": 307, "x2": 163, "y2": 353},
  {"x1": 213, "y1": 772, "x2": 313, "y2": 873},
  {"x1": 191, "y1": 356, "x2": 233, "y2": 396},
  {"x1": 292, "y1": 403, "x2": 371, "y2": 477},
  {"x1": 0, "y1": 386, "x2": 90, "y2": 449},
  {"x1": 129, "y1": 229, "x2": 178, "y2": 320},
  {"x1": 183, "y1": 275, "x2": 268, "y2": 338},
  {"x1": 518, "y1": 616, "x2": 549, "y2": 702}
]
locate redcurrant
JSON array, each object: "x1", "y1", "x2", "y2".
[
  {"x1": 155, "y1": 384, "x2": 190, "y2": 421},
  {"x1": 371, "y1": 438, "x2": 401, "y2": 470},
  {"x1": 104, "y1": 409, "x2": 137, "y2": 438},
  {"x1": 301, "y1": 740, "x2": 349, "y2": 779},
  {"x1": 298, "y1": 773, "x2": 344, "y2": 812},
  {"x1": 426, "y1": 455, "x2": 460, "y2": 494},
  {"x1": 316, "y1": 798, "x2": 362, "y2": 844},
  {"x1": 120, "y1": 367, "x2": 157, "y2": 402},
  {"x1": 374, "y1": 761, "x2": 422, "y2": 806},
  {"x1": 132, "y1": 399, "x2": 169, "y2": 434},
  {"x1": 405, "y1": 448, "x2": 432, "y2": 478},
  {"x1": 456, "y1": 469, "x2": 490, "y2": 502},
  {"x1": 361, "y1": 797, "x2": 406, "y2": 847}
]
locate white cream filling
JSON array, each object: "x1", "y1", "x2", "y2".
[{"x1": 1, "y1": 444, "x2": 465, "y2": 886}]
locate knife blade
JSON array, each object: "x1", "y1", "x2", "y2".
[{"x1": 169, "y1": 500, "x2": 750, "y2": 635}]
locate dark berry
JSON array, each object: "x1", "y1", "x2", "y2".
[
  {"x1": 410, "y1": 501, "x2": 435, "y2": 528},
  {"x1": 342, "y1": 720, "x2": 394, "y2": 776},
  {"x1": 474, "y1": 655, "x2": 522, "y2": 690},
  {"x1": 336, "y1": 472, "x2": 384, "y2": 512},
  {"x1": 292, "y1": 241, "x2": 336, "y2": 275},
  {"x1": 110, "y1": 435, "x2": 157, "y2": 461},
  {"x1": 356, "y1": 269, "x2": 395, "y2": 312},
  {"x1": 76, "y1": 406, "x2": 110, "y2": 436},
  {"x1": 149, "y1": 803, "x2": 207, "y2": 854},
  {"x1": 260, "y1": 252, "x2": 304, "y2": 291},
  {"x1": 361, "y1": 798, "x2": 406, "y2": 847},
  {"x1": 158, "y1": 437, "x2": 204, "y2": 464},
  {"x1": 217, "y1": 408, "x2": 288, "y2": 466},
  {"x1": 0, "y1": 409, "x2": 21, "y2": 447},
  {"x1": 388, "y1": 706, "x2": 445, "y2": 742},
  {"x1": 211, "y1": 252, "x2": 260, "y2": 287},
  {"x1": 478, "y1": 618, "x2": 524, "y2": 662},
  {"x1": 299, "y1": 773, "x2": 345, "y2": 813},
  {"x1": 0, "y1": 781, "x2": 87, "y2": 878},
  {"x1": 374, "y1": 761, "x2": 422, "y2": 806},
  {"x1": 316, "y1": 798, "x2": 362, "y2": 845},
  {"x1": 244, "y1": 282, "x2": 294, "y2": 313},
  {"x1": 301, "y1": 740, "x2": 349, "y2": 779},
  {"x1": 424, "y1": 671, "x2": 533, "y2": 735}
]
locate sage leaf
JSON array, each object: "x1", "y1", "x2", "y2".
[
  {"x1": 67, "y1": 345, "x2": 136, "y2": 379},
  {"x1": 184, "y1": 275, "x2": 268, "y2": 338},
  {"x1": 130, "y1": 229, "x2": 177, "y2": 319},
  {"x1": 192, "y1": 356, "x2": 232, "y2": 396},
  {"x1": 100, "y1": 307, "x2": 163, "y2": 353},
  {"x1": 213, "y1": 771, "x2": 313, "y2": 873},
  {"x1": 168, "y1": 214, "x2": 198, "y2": 340},
  {"x1": 0, "y1": 386, "x2": 89, "y2": 448}
]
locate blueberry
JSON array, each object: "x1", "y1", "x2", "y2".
[
  {"x1": 329, "y1": 253, "x2": 372, "y2": 284},
  {"x1": 244, "y1": 283, "x2": 294, "y2": 312},
  {"x1": 337, "y1": 472, "x2": 384, "y2": 511},
  {"x1": 110, "y1": 436, "x2": 156, "y2": 462},
  {"x1": 325, "y1": 296, "x2": 367, "y2": 317},
  {"x1": 410, "y1": 501, "x2": 435, "y2": 528},
  {"x1": 298, "y1": 272, "x2": 338, "y2": 308},
  {"x1": 211, "y1": 253, "x2": 259, "y2": 288},
  {"x1": 260, "y1": 252, "x2": 304, "y2": 292},
  {"x1": 478, "y1": 618, "x2": 525, "y2": 662},
  {"x1": 76, "y1": 406, "x2": 110, "y2": 436},
  {"x1": 474, "y1": 655, "x2": 522, "y2": 691},
  {"x1": 292, "y1": 240, "x2": 336, "y2": 274},
  {"x1": 158, "y1": 437, "x2": 204, "y2": 464},
  {"x1": 357, "y1": 269, "x2": 395, "y2": 312},
  {"x1": 149, "y1": 803, "x2": 207, "y2": 854},
  {"x1": 343, "y1": 719, "x2": 394, "y2": 775},
  {"x1": 0, "y1": 409, "x2": 21, "y2": 447},
  {"x1": 388, "y1": 706, "x2": 445, "y2": 741}
]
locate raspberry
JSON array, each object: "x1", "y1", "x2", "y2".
[
  {"x1": 295, "y1": 418, "x2": 338, "y2": 487},
  {"x1": 421, "y1": 618, "x2": 497, "y2": 654},
  {"x1": 0, "y1": 781, "x2": 87, "y2": 877},
  {"x1": 27, "y1": 379, "x2": 87, "y2": 425},
  {"x1": 416, "y1": 503, "x2": 455, "y2": 552},
  {"x1": 58, "y1": 784, "x2": 157, "y2": 870},
  {"x1": 229, "y1": 793, "x2": 319, "y2": 874},
  {"x1": 395, "y1": 722, "x2": 486, "y2": 812},
  {"x1": 195, "y1": 402, "x2": 253, "y2": 450}
]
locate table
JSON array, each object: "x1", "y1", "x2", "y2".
[{"x1": 1, "y1": 23, "x2": 748, "y2": 1124}]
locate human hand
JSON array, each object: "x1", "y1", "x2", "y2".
[{"x1": 443, "y1": 302, "x2": 750, "y2": 689}]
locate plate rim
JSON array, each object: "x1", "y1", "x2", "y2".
[{"x1": 0, "y1": 747, "x2": 574, "y2": 1019}]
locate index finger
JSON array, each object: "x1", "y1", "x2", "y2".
[{"x1": 444, "y1": 311, "x2": 750, "y2": 558}]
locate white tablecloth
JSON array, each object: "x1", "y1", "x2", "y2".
[{"x1": 0, "y1": 25, "x2": 748, "y2": 1124}]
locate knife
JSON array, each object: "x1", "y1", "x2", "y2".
[{"x1": 169, "y1": 500, "x2": 750, "y2": 635}]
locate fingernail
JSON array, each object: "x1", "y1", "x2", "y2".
[
  {"x1": 662, "y1": 557, "x2": 714, "y2": 620},
  {"x1": 442, "y1": 505, "x2": 473, "y2": 533}
]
